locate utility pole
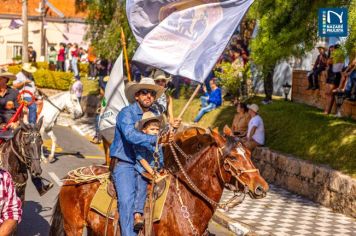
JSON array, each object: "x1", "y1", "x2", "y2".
[
  {"x1": 40, "y1": 0, "x2": 46, "y2": 58},
  {"x1": 22, "y1": 0, "x2": 29, "y2": 63}
]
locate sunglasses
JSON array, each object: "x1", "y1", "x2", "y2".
[{"x1": 138, "y1": 89, "x2": 157, "y2": 97}]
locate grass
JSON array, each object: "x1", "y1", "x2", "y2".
[{"x1": 173, "y1": 96, "x2": 356, "y2": 178}]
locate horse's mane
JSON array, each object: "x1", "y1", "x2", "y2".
[
  {"x1": 164, "y1": 126, "x2": 216, "y2": 173},
  {"x1": 49, "y1": 91, "x2": 69, "y2": 100}
]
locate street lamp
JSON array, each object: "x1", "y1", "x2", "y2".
[
  {"x1": 334, "y1": 91, "x2": 345, "y2": 117},
  {"x1": 282, "y1": 83, "x2": 292, "y2": 101}
]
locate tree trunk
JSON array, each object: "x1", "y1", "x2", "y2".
[
  {"x1": 22, "y1": 0, "x2": 29, "y2": 63},
  {"x1": 263, "y1": 70, "x2": 273, "y2": 101},
  {"x1": 40, "y1": 0, "x2": 46, "y2": 58}
]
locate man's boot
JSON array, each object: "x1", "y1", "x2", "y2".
[{"x1": 31, "y1": 176, "x2": 54, "y2": 196}]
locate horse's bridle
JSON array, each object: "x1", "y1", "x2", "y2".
[
  {"x1": 168, "y1": 138, "x2": 259, "y2": 210},
  {"x1": 11, "y1": 131, "x2": 42, "y2": 169}
]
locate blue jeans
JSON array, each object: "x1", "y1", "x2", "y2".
[
  {"x1": 194, "y1": 96, "x2": 216, "y2": 122},
  {"x1": 134, "y1": 172, "x2": 148, "y2": 214},
  {"x1": 112, "y1": 162, "x2": 137, "y2": 236},
  {"x1": 24, "y1": 97, "x2": 37, "y2": 124},
  {"x1": 345, "y1": 71, "x2": 356, "y2": 97}
]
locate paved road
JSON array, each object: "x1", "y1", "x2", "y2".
[{"x1": 17, "y1": 126, "x2": 234, "y2": 236}]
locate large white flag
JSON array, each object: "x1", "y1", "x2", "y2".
[
  {"x1": 99, "y1": 51, "x2": 128, "y2": 133},
  {"x1": 131, "y1": 0, "x2": 254, "y2": 83}
]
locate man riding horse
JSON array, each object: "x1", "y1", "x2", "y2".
[
  {"x1": 0, "y1": 71, "x2": 53, "y2": 196},
  {"x1": 109, "y1": 77, "x2": 180, "y2": 236}
]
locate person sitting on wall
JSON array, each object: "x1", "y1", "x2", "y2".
[
  {"x1": 193, "y1": 78, "x2": 222, "y2": 123},
  {"x1": 242, "y1": 104, "x2": 265, "y2": 152},
  {"x1": 307, "y1": 42, "x2": 327, "y2": 90},
  {"x1": 231, "y1": 102, "x2": 251, "y2": 138}
]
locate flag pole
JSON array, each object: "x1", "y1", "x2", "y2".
[
  {"x1": 177, "y1": 84, "x2": 201, "y2": 119},
  {"x1": 121, "y1": 27, "x2": 132, "y2": 82}
]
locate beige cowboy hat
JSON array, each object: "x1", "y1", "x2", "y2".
[
  {"x1": 0, "y1": 71, "x2": 16, "y2": 81},
  {"x1": 22, "y1": 63, "x2": 37, "y2": 73},
  {"x1": 315, "y1": 42, "x2": 327, "y2": 49},
  {"x1": 135, "y1": 111, "x2": 165, "y2": 130},
  {"x1": 152, "y1": 69, "x2": 171, "y2": 82},
  {"x1": 247, "y1": 104, "x2": 259, "y2": 113},
  {"x1": 125, "y1": 77, "x2": 165, "y2": 104}
]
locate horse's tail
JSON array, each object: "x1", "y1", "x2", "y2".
[{"x1": 49, "y1": 197, "x2": 65, "y2": 236}]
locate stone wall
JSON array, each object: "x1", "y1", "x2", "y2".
[
  {"x1": 253, "y1": 147, "x2": 356, "y2": 218},
  {"x1": 292, "y1": 70, "x2": 356, "y2": 120}
]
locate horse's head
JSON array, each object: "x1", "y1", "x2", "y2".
[
  {"x1": 18, "y1": 117, "x2": 44, "y2": 177},
  {"x1": 66, "y1": 90, "x2": 83, "y2": 119},
  {"x1": 210, "y1": 126, "x2": 269, "y2": 199}
]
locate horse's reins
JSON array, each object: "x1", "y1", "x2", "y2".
[
  {"x1": 168, "y1": 138, "x2": 259, "y2": 209},
  {"x1": 38, "y1": 89, "x2": 64, "y2": 112},
  {"x1": 10, "y1": 131, "x2": 41, "y2": 168}
]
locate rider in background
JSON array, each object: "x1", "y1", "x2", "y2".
[
  {"x1": 0, "y1": 169, "x2": 22, "y2": 235},
  {"x1": 12, "y1": 63, "x2": 38, "y2": 124},
  {"x1": 133, "y1": 111, "x2": 166, "y2": 231},
  {"x1": 0, "y1": 71, "x2": 19, "y2": 130}
]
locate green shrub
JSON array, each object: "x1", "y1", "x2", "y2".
[
  {"x1": 79, "y1": 63, "x2": 89, "y2": 75},
  {"x1": 34, "y1": 62, "x2": 49, "y2": 70},
  {"x1": 7, "y1": 65, "x2": 22, "y2": 75},
  {"x1": 34, "y1": 69, "x2": 73, "y2": 90}
]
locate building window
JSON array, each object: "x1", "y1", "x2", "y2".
[{"x1": 13, "y1": 45, "x2": 22, "y2": 59}]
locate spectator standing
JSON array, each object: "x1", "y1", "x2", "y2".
[
  {"x1": 152, "y1": 70, "x2": 174, "y2": 123},
  {"x1": 80, "y1": 49, "x2": 88, "y2": 64},
  {"x1": 307, "y1": 43, "x2": 327, "y2": 90},
  {"x1": 28, "y1": 46, "x2": 37, "y2": 63},
  {"x1": 48, "y1": 46, "x2": 57, "y2": 71},
  {"x1": 97, "y1": 58, "x2": 109, "y2": 88},
  {"x1": 193, "y1": 78, "x2": 222, "y2": 123},
  {"x1": 57, "y1": 43, "x2": 65, "y2": 72},
  {"x1": 87, "y1": 46, "x2": 97, "y2": 80},
  {"x1": 12, "y1": 63, "x2": 38, "y2": 124},
  {"x1": 70, "y1": 43, "x2": 80, "y2": 79},
  {"x1": 231, "y1": 102, "x2": 251, "y2": 138},
  {"x1": 71, "y1": 77, "x2": 83, "y2": 102},
  {"x1": 0, "y1": 169, "x2": 22, "y2": 235},
  {"x1": 243, "y1": 104, "x2": 265, "y2": 151},
  {"x1": 65, "y1": 43, "x2": 72, "y2": 72}
]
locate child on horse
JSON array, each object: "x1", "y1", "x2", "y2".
[{"x1": 133, "y1": 111, "x2": 167, "y2": 231}]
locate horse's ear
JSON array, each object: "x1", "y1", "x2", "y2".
[
  {"x1": 209, "y1": 127, "x2": 225, "y2": 147},
  {"x1": 36, "y1": 116, "x2": 44, "y2": 130},
  {"x1": 223, "y1": 125, "x2": 233, "y2": 137}
]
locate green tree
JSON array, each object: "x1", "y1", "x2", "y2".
[
  {"x1": 248, "y1": 0, "x2": 351, "y2": 101},
  {"x1": 76, "y1": 0, "x2": 137, "y2": 60}
]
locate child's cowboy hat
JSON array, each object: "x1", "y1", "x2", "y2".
[
  {"x1": 125, "y1": 77, "x2": 164, "y2": 104},
  {"x1": 0, "y1": 71, "x2": 16, "y2": 81},
  {"x1": 135, "y1": 111, "x2": 164, "y2": 130}
]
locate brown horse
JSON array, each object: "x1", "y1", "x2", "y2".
[
  {"x1": 0, "y1": 118, "x2": 44, "y2": 201},
  {"x1": 49, "y1": 126, "x2": 269, "y2": 236}
]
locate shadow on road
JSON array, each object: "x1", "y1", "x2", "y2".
[{"x1": 18, "y1": 201, "x2": 52, "y2": 236}]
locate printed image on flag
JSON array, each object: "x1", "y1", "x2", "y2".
[
  {"x1": 127, "y1": 0, "x2": 219, "y2": 43},
  {"x1": 131, "y1": 0, "x2": 254, "y2": 83}
]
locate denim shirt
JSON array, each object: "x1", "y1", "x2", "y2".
[
  {"x1": 134, "y1": 145, "x2": 164, "y2": 174},
  {"x1": 109, "y1": 102, "x2": 157, "y2": 164}
]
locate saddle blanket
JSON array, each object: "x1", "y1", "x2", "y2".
[{"x1": 90, "y1": 176, "x2": 171, "y2": 222}]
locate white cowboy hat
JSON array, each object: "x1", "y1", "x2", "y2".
[
  {"x1": 22, "y1": 63, "x2": 37, "y2": 73},
  {"x1": 152, "y1": 69, "x2": 171, "y2": 82},
  {"x1": 315, "y1": 42, "x2": 327, "y2": 49},
  {"x1": 135, "y1": 111, "x2": 165, "y2": 130},
  {"x1": 247, "y1": 104, "x2": 259, "y2": 113},
  {"x1": 0, "y1": 71, "x2": 16, "y2": 81},
  {"x1": 125, "y1": 77, "x2": 165, "y2": 104}
]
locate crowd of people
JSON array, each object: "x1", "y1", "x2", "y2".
[{"x1": 307, "y1": 42, "x2": 356, "y2": 115}]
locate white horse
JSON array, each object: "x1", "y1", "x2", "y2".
[{"x1": 39, "y1": 91, "x2": 83, "y2": 162}]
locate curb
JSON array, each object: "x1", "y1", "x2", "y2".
[{"x1": 213, "y1": 211, "x2": 259, "y2": 236}]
